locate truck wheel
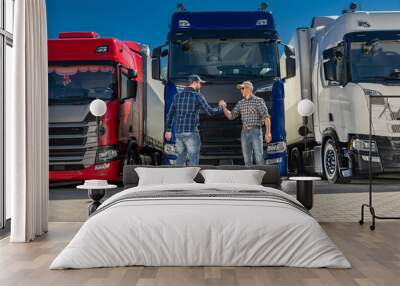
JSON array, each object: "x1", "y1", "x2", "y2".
[
  {"x1": 323, "y1": 139, "x2": 349, "y2": 184},
  {"x1": 124, "y1": 144, "x2": 138, "y2": 165},
  {"x1": 151, "y1": 152, "x2": 162, "y2": 165}
]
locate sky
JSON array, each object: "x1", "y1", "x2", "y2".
[{"x1": 47, "y1": 0, "x2": 400, "y2": 48}]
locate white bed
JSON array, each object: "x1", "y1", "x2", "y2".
[{"x1": 50, "y1": 183, "x2": 351, "y2": 269}]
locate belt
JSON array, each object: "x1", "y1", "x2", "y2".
[{"x1": 243, "y1": 125, "x2": 261, "y2": 130}]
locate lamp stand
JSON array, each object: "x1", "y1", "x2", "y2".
[
  {"x1": 303, "y1": 116, "x2": 308, "y2": 152},
  {"x1": 96, "y1": 116, "x2": 100, "y2": 141}
]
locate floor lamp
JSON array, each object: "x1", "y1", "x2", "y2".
[
  {"x1": 89, "y1": 99, "x2": 107, "y2": 140},
  {"x1": 87, "y1": 99, "x2": 108, "y2": 210}
]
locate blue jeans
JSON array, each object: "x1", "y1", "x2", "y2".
[
  {"x1": 175, "y1": 132, "x2": 201, "y2": 166},
  {"x1": 241, "y1": 128, "x2": 264, "y2": 166}
]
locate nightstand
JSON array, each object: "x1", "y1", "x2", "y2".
[
  {"x1": 77, "y1": 180, "x2": 117, "y2": 215},
  {"x1": 288, "y1": 176, "x2": 321, "y2": 210}
]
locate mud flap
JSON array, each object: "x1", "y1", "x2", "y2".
[{"x1": 340, "y1": 148, "x2": 353, "y2": 178}]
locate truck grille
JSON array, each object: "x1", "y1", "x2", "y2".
[
  {"x1": 391, "y1": 125, "x2": 400, "y2": 133},
  {"x1": 49, "y1": 121, "x2": 98, "y2": 170},
  {"x1": 50, "y1": 126, "x2": 87, "y2": 136},
  {"x1": 377, "y1": 97, "x2": 400, "y2": 133},
  {"x1": 49, "y1": 137, "x2": 86, "y2": 146},
  {"x1": 198, "y1": 92, "x2": 272, "y2": 165},
  {"x1": 199, "y1": 113, "x2": 243, "y2": 164},
  {"x1": 376, "y1": 136, "x2": 400, "y2": 170}
]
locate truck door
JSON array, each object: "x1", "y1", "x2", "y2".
[
  {"x1": 318, "y1": 44, "x2": 348, "y2": 139},
  {"x1": 118, "y1": 67, "x2": 136, "y2": 143}
]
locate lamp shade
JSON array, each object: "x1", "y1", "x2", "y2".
[
  {"x1": 297, "y1": 99, "x2": 315, "y2": 117},
  {"x1": 89, "y1": 99, "x2": 107, "y2": 117}
]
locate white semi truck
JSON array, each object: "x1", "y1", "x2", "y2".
[{"x1": 282, "y1": 8, "x2": 400, "y2": 183}]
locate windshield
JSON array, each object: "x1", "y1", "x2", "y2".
[
  {"x1": 48, "y1": 64, "x2": 116, "y2": 105},
  {"x1": 169, "y1": 38, "x2": 279, "y2": 80},
  {"x1": 350, "y1": 39, "x2": 400, "y2": 82}
]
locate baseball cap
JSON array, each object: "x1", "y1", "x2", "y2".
[
  {"x1": 188, "y1": 74, "x2": 206, "y2": 83},
  {"x1": 236, "y1": 81, "x2": 253, "y2": 90}
]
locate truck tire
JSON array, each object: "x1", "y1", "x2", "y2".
[
  {"x1": 124, "y1": 143, "x2": 139, "y2": 165},
  {"x1": 323, "y1": 139, "x2": 349, "y2": 184},
  {"x1": 151, "y1": 152, "x2": 162, "y2": 165}
]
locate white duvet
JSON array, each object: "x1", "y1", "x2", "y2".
[{"x1": 50, "y1": 183, "x2": 351, "y2": 269}]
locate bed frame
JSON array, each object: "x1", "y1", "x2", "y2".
[{"x1": 122, "y1": 165, "x2": 282, "y2": 189}]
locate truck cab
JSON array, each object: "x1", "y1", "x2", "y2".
[
  {"x1": 48, "y1": 32, "x2": 163, "y2": 182},
  {"x1": 284, "y1": 10, "x2": 400, "y2": 182},
  {"x1": 152, "y1": 4, "x2": 295, "y2": 175}
]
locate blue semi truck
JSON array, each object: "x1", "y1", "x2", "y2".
[{"x1": 151, "y1": 3, "x2": 295, "y2": 175}]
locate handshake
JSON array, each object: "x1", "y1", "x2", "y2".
[{"x1": 218, "y1": 100, "x2": 227, "y2": 109}]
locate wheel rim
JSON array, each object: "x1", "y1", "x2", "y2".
[{"x1": 325, "y1": 143, "x2": 337, "y2": 179}]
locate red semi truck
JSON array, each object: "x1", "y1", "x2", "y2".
[{"x1": 48, "y1": 32, "x2": 164, "y2": 182}]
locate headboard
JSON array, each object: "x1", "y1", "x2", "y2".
[{"x1": 123, "y1": 165, "x2": 282, "y2": 189}]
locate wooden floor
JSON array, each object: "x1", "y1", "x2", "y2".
[{"x1": 0, "y1": 222, "x2": 399, "y2": 286}]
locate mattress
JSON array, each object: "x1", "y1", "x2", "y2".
[{"x1": 50, "y1": 183, "x2": 351, "y2": 269}]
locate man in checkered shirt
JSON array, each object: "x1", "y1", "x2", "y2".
[
  {"x1": 220, "y1": 81, "x2": 271, "y2": 166},
  {"x1": 165, "y1": 75, "x2": 223, "y2": 166}
]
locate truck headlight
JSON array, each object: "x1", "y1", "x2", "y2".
[
  {"x1": 178, "y1": 20, "x2": 190, "y2": 28},
  {"x1": 351, "y1": 138, "x2": 378, "y2": 152},
  {"x1": 266, "y1": 141, "x2": 287, "y2": 154},
  {"x1": 96, "y1": 146, "x2": 118, "y2": 163},
  {"x1": 363, "y1": 89, "x2": 382, "y2": 96},
  {"x1": 164, "y1": 143, "x2": 177, "y2": 155},
  {"x1": 256, "y1": 19, "x2": 268, "y2": 26}
]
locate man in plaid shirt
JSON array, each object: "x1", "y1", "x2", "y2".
[
  {"x1": 220, "y1": 81, "x2": 271, "y2": 166},
  {"x1": 165, "y1": 75, "x2": 223, "y2": 166}
]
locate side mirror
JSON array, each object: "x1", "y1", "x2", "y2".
[
  {"x1": 120, "y1": 79, "x2": 138, "y2": 102},
  {"x1": 284, "y1": 44, "x2": 295, "y2": 57},
  {"x1": 127, "y1": 69, "x2": 138, "y2": 79},
  {"x1": 152, "y1": 46, "x2": 162, "y2": 58},
  {"x1": 152, "y1": 57, "x2": 161, "y2": 81},
  {"x1": 127, "y1": 79, "x2": 137, "y2": 99},
  {"x1": 334, "y1": 50, "x2": 343, "y2": 58},
  {"x1": 282, "y1": 44, "x2": 296, "y2": 79},
  {"x1": 323, "y1": 60, "x2": 337, "y2": 82},
  {"x1": 152, "y1": 45, "x2": 168, "y2": 81},
  {"x1": 152, "y1": 47, "x2": 162, "y2": 81},
  {"x1": 323, "y1": 47, "x2": 335, "y2": 59},
  {"x1": 285, "y1": 57, "x2": 296, "y2": 79},
  {"x1": 161, "y1": 49, "x2": 169, "y2": 57}
]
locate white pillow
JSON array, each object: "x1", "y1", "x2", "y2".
[
  {"x1": 200, "y1": 169, "x2": 266, "y2": 185},
  {"x1": 135, "y1": 167, "x2": 200, "y2": 186}
]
